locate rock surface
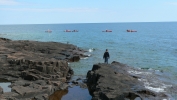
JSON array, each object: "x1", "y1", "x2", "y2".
[
  {"x1": 0, "y1": 86, "x2": 3, "y2": 94},
  {"x1": 87, "y1": 61, "x2": 169, "y2": 100},
  {"x1": 0, "y1": 37, "x2": 88, "y2": 100}
]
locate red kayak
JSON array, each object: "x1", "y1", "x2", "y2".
[{"x1": 127, "y1": 29, "x2": 137, "y2": 32}]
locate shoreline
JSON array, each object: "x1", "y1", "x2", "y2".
[
  {"x1": 0, "y1": 37, "x2": 89, "y2": 99},
  {"x1": 0, "y1": 37, "x2": 176, "y2": 100}
]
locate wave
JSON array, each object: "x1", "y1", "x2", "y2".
[
  {"x1": 81, "y1": 57, "x2": 88, "y2": 60},
  {"x1": 127, "y1": 67, "x2": 175, "y2": 100},
  {"x1": 88, "y1": 48, "x2": 95, "y2": 52}
]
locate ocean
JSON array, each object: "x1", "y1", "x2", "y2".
[{"x1": 0, "y1": 22, "x2": 177, "y2": 99}]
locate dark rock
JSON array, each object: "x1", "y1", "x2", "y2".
[
  {"x1": 79, "y1": 83, "x2": 87, "y2": 88},
  {"x1": 76, "y1": 78, "x2": 81, "y2": 81},
  {"x1": 87, "y1": 62, "x2": 169, "y2": 100},
  {"x1": 82, "y1": 79, "x2": 87, "y2": 83},
  {"x1": 66, "y1": 74, "x2": 71, "y2": 80},
  {"x1": 68, "y1": 67, "x2": 74, "y2": 75},
  {"x1": 33, "y1": 94, "x2": 48, "y2": 100},
  {"x1": 0, "y1": 37, "x2": 88, "y2": 99},
  {"x1": 0, "y1": 86, "x2": 3, "y2": 94},
  {"x1": 72, "y1": 80, "x2": 79, "y2": 85},
  {"x1": 51, "y1": 81, "x2": 61, "y2": 86},
  {"x1": 69, "y1": 55, "x2": 80, "y2": 62},
  {"x1": 21, "y1": 71, "x2": 39, "y2": 81}
]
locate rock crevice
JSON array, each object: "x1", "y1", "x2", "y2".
[{"x1": 0, "y1": 38, "x2": 87, "y2": 100}]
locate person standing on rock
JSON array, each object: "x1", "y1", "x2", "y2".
[{"x1": 103, "y1": 49, "x2": 110, "y2": 64}]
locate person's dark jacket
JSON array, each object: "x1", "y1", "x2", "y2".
[{"x1": 103, "y1": 51, "x2": 110, "y2": 58}]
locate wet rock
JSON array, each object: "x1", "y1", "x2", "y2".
[
  {"x1": 76, "y1": 78, "x2": 82, "y2": 81},
  {"x1": 79, "y1": 83, "x2": 87, "y2": 89},
  {"x1": 82, "y1": 79, "x2": 87, "y2": 83},
  {"x1": 68, "y1": 67, "x2": 74, "y2": 75},
  {"x1": 87, "y1": 62, "x2": 169, "y2": 100},
  {"x1": 69, "y1": 55, "x2": 80, "y2": 62},
  {"x1": 0, "y1": 86, "x2": 3, "y2": 94},
  {"x1": 59, "y1": 83, "x2": 69, "y2": 90},
  {"x1": 72, "y1": 80, "x2": 79, "y2": 85}
]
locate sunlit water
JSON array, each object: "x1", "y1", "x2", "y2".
[{"x1": 0, "y1": 22, "x2": 177, "y2": 99}]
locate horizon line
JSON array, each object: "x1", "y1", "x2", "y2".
[{"x1": 0, "y1": 21, "x2": 177, "y2": 25}]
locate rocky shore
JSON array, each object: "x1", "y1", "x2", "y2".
[
  {"x1": 87, "y1": 61, "x2": 169, "y2": 100},
  {"x1": 0, "y1": 37, "x2": 88, "y2": 100}
]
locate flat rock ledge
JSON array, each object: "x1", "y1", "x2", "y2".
[
  {"x1": 86, "y1": 61, "x2": 169, "y2": 100},
  {"x1": 0, "y1": 38, "x2": 88, "y2": 100}
]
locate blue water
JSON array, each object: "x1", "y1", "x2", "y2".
[{"x1": 0, "y1": 22, "x2": 177, "y2": 99}]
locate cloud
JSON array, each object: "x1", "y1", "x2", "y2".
[
  {"x1": 0, "y1": 8, "x2": 99, "y2": 13},
  {"x1": 0, "y1": 0, "x2": 19, "y2": 5}
]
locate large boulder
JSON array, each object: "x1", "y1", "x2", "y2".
[{"x1": 87, "y1": 62, "x2": 169, "y2": 100}]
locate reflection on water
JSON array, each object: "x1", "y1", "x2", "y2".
[
  {"x1": 61, "y1": 86, "x2": 92, "y2": 100},
  {"x1": 0, "y1": 78, "x2": 11, "y2": 92},
  {"x1": 49, "y1": 86, "x2": 92, "y2": 100},
  {"x1": 49, "y1": 89, "x2": 68, "y2": 100}
]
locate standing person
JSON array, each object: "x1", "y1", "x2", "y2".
[{"x1": 103, "y1": 49, "x2": 110, "y2": 64}]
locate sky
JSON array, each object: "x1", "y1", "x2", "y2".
[{"x1": 0, "y1": 0, "x2": 177, "y2": 24}]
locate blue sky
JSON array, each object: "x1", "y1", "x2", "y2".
[{"x1": 0, "y1": 0, "x2": 177, "y2": 24}]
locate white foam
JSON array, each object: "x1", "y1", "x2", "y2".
[
  {"x1": 148, "y1": 68, "x2": 153, "y2": 71},
  {"x1": 128, "y1": 70, "x2": 151, "y2": 75},
  {"x1": 81, "y1": 57, "x2": 88, "y2": 59},
  {"x1": 155, "y1": 70, "x2": 160, "y2": 72},
  {"x1": 138, "y1": 78, "x2": 146, "y2": 81},
  {"x1": 87, "y1": 54, "x2": 91, "y2": 56},
  {"x1": 137, "y1": 67, "x2": 141, "y2": 70},
  {"x1": 84, "y1": 53, "x2": 91, "y2": 57},
  {"x1": 138, "y1": 78, "x2": 165, "y2": 92},
  {"x1": 145, "y1": 85, "x2": 165, "y2": 92},
  {"x1": 138, "y1": 78, "x2": 172, "y2": 93},
  {"x1": 88, "y1": 48, "x2": 93, "y2": 52}
]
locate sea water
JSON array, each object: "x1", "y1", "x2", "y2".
[{"x1": 0, "y1": 22, "x2": 177, "y2": 99}]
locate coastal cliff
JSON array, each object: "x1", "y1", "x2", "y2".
[
  {"x1": 0, "y1": 37, "x2": 88, "y2": 100},
  {"x1": 87, "y1": 61, "x2": 169, "y2": 100}
]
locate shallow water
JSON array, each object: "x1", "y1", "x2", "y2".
[
  {"x1": 0, "y1": 79, "x2": 11, "y2": 92},
  {"x1": 61, "y1": 86, "x2": 91, "y2": 100},
  {"x1": 0, "y1": 22, "x2": 177, "y2": 99},
  {"x1": 0, "y1": 83, "x2": 11, "y2": 92},
  {"x1": 49, "y1": 85, "x2": 91, "y2": 100},
  {"x1": 49, "y1": 89, "x2": 68, "y2": 100}
]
